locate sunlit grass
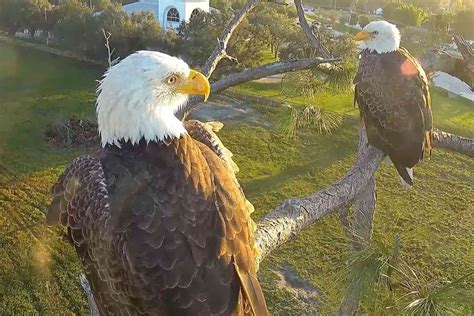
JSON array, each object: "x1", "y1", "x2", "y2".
[{"x1": 233, "y1": 80, "x2": 358, "y2": 115}]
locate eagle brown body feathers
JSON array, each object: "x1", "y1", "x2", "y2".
[
  {"x1": 47, "y1": 131, "x2": 268, "y2": 315},
  {"x1": 354, "y1": 48, "x2": 433, "y2": 185}
]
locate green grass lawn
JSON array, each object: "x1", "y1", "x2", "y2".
[
  {"x1": 233, "y1": 80, "x2": 359, "y2": 115},
  {"x1": 0, "y1": 41, "x2": 473, "y2": 314},
  {"x1": 235, "y1": 80, "x2": 474, "y2": 138}
]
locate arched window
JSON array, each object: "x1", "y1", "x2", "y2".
[
  {"x1": 190, "y1": 8, "x2": 201, "y2": 20},
  {"x1": 166, "y1": 8, "x2": 180, "y2": 23}
]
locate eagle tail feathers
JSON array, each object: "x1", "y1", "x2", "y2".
[
  {"x1": 424, "y1": 130, "x2": 433, "y2": 157},
  {"x1": 234, "y1": 261, "x2": 269, "y2": 316},
  {"x1": 396, "y1": 165, "x2": 413, "y2": 188}
]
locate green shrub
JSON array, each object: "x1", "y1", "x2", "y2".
[
  {"x1": 359, "y1": 15, "x2": 370, "y2": 28},
  {"x1": 350, "y1": 12, "x2": 359, "y2": 25},
  {"x1": 383, "y1": 2, "x2": 428, "y2": 26},
  {"x1": 452, "y1": 9, "x2": 474, "y2": 39}
]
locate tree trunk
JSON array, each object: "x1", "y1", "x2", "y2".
[
  {"x1": 29, "y1": 28, "x2": 36, "y2": 40},
  {"x1": 336, "y1": 176, "x2": 377, "y2": 315},
  {"x1": 433, "y1": 129, "x2": 474, "y2": 158}
]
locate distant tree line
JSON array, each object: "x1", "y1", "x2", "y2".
[
  {"x1": 383, "y1": 2, "x2": 474, "y2": 38},
  {"x1": 383, "y1": 2, "x2": 429, "y2": 26},
  {"x1": 0, "y1": 0, "x2": 325, "y2": 75},
  {"x1": 342, "y1": 0, "x2": 474, "y2": 39}
]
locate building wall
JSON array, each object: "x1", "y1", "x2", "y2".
[
  {"x1": 158, "y1": 0, "x2": 209, "y2": 30},
  {"x1": 184, "y1": 0, "x2": 209, "y2": 21}
]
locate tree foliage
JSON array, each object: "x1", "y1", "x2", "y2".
[
  {"x1": 358, "y1": 15, "x2": 370, "y2": 28},
  {"x1": 91, "y1": 1, "x2": 165, "y2": 59},
  {"x1": 452, "y1": 9, "x2": 474, "y2": 39},
  {"x1": 175, "y1": 3, "x2": 299, "y2": 73},
  {"x1": 383, "y1": 2, "x2": 429, "y2": 26},
  {"x1": 23, "y1": 0, "x2": 51, "y2": 38},
  {"x1": 0, "y1": 0, "x2": 303, "y2": 70},
  {"x1": 0, "y1": 0, "x2": 51, "y2": 36},
  {"x1": 52, "y1": 0, "x2": 95, "y2": 51},
  {"x1": 248, "y1": 4, "x2": 298, "y2": 58},
  {"x1": 0, "y1": 0, "x2": 24, "y2": 35},
  {"x1": 349, "y1": 12, "x2": 359, "y2": 25}
]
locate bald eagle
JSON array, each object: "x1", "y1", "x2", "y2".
[
  {"x1": 353, "y1": 21, "x2": 433, "y2": 187},
  {"x1": 47, "y1": 51, "x2": 268, "y2": 316}
]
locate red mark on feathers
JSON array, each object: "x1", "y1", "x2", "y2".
[{"x1": 401, "y1": 59, "x2": 418, "y2": 76}]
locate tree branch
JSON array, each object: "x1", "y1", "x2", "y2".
[
  {"x1": 212, "y1": 58, "x2": 339, "y2": 92},
  {"x1": 101, "y1": 28, "x2": 116, "y2": 68},
  {"x1": 294, "y1": 0, "x2": 333, "y2": 59},
  {"x1": 178, "y1": 0, "x2": 341, "y2": 119},
  {"x1": 255, "y1": 128, "x2": 385, "y2": 261},
  {"x1": 202, "y1": 0, "x2": 262, "y2": 77},
  {"x1": 180, "y1": 57, "x2": 339, "y2": 118},
  {"x1": 336, "y1": 176, "x2": 376, "y2": 316},
  {"x1": 433, "y1": 129, "x2": 474, "y2": 158},
  {"x1": 351, "y1": 177, "x2": 376, "y2": 252},
  {"x1": 255, "y1": 128, "x2": 473, "y2": 262},
  {"x1": 80, "y1": 274, "x2": 99, "y2": 316}
]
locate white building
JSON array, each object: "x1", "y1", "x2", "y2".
[{"x1": 123, "y1": 0, "x2": 209, "y2": 30}]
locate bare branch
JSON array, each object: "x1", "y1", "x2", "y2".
[
  {"x1": 452, "y1": 35, "x2": 474, "y2": 86},
  {"x1": 255, "y1": 128, "x2": 385, "y2": 261},
  {"x1": 101, "y1": 28, "x2": 116, "y2": 68},
  {"x1": 351, "y1": 177, "x2": 376, "y2": 252},
  {"x1": 433, "y1": 129, "x2": 474, "y2": 157},
  {"x1": 180, "y1": 57, "x2": 340, "y2": 118},
  {"x1": 255, "y1": 128, "x2": 474, "y2": 262},
  {"x1": 294, "y1": 0, "x2": 333, "y2": 59},
  {"x1": 212, "y1": 58, "x2": 340, "y2": 92},
  {"x1": 80, "y1": 274, "x2": 100, "y2": 316},
  {"x1": 202, "y1": 0, "x2": 262, "y2": 77},
  {"x1": 336, "y1": 176, "x2": 376, "y2": 315}
]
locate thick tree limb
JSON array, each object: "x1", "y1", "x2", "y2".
[
  {"x1": 80, "y1": 274, "x2": 99, "y2": 316},
  {"x1": 335, "y1": 176, "x2": 376, "y2": 316},
  {"x1": 212, "y1": 58, "x2": 339, "y2": 92},
  {"x1": 255, "y1": 128, "x2": 385, "y2": 261},
  {"x1": 294, "y1": 0, "x2": 333, "y2": 59},
  {"x1": 433, "y1": 129, "x2": 474, "y2": 157},
  {"x1": 180, "y1": 57, "x2": 339, "y2": 118},
  {"x1": 453, "y1": 34, "x2": 474, "y2": 89},
  {"x1": 255, "y1": 128, "x2": 473, "y2": 262},
  {"x1": 351, "y1": 177, "x2": 376, "y2": 252}
]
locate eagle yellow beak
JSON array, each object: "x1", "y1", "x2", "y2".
[
  {"x1": 176, "y1": 69, "x2": 211, "y2": 102},
  {"x1": 353, "y1": 31, "x2": 373, "y2": 41}
]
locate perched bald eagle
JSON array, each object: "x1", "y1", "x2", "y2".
[
  {"x1": 353, "y1": 21, "x2": 433, "y2": 187},
  {"x1": 47, "y1": 51, "x2": 268, "y2": 316}
]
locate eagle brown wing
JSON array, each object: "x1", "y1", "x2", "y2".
[
  {"x1": 49, "y1": 136, "x2": 267, "y2": 316},
  {"x1": 47, "y1": 156, "x2": 136, "y2": 315},
  {"x1": 400, "y1": 47, "x2": 433, "y2": 155},
  {"x1": 185, "y1": 120, "x2": 260, "y2": 262},
  {"x1": 354, "y1": 48, "x2": 433, "y2": 185},
  {"x1": 195, "y1": 141, "x2": 269, "y2": 316}
]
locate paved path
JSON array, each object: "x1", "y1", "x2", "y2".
[{"x1": 189, "y1": 95, "x2": 271, "y2": 127}]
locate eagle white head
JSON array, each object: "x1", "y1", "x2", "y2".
[
  {"x1": 353, "y1": 21, "x2": 400, "y2": 54},
  {"x1": 96, "y1": 51, "x2": 210, "y2": 147}
]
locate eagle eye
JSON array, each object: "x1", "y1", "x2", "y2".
[
  {"x1": 373, "y1": 31, "x2": 379, "y2": 35},
  {"x1": 166, "y1": 75, "x2": 178, "y2": 85}
]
